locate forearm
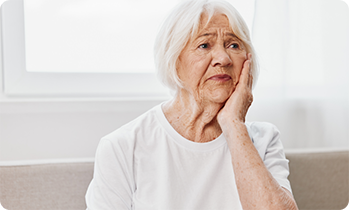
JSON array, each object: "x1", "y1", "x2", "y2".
[{"x1": 222, "y1": 121, "x2": 298, "y2": 210}]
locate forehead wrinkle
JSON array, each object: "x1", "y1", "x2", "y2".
[
  {"x1": 197, "y1": 32, "x2": 215, "y2": 39},
  {"x1": 225, "y1": 32, "x2": 238, "y2": 39},
  {"x1": 192, "y1": 14, "x2": 239, "y2": 43},
  {"x1": 195, "y1": 31, "x2": 238, "y2": 41}
]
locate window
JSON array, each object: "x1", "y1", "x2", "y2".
[
  {"x1": 1, "y1": 0, "x2": 255, "y2": 97},
  {"x1": 1, "y1": 0, "x2": 178, "y2": 97}
]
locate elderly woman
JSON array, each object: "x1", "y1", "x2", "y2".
[{"x1": 86, "y1": 0, "x2": 298, "y2": 209}]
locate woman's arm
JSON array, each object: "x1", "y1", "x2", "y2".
[
  {"x1": 217, "y1": 54, "x2": 298, "y2": 210},
  {"x1": 85, "y1": 138, "x2": 134, "y2": 210},
  {"x1": 221, "y1": 121, "x2": 297, "y2": 210}
]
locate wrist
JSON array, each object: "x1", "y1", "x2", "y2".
[{"x1": 219, "y1": 117, "x2": 246, "y2": 132}]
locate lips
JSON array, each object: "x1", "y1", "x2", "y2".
[{"x1": 208, "y1": 74, "x2": 231, "y2": 82}]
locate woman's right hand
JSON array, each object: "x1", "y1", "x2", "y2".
[{"x1": 217, "y1": 53, "x2": 253, "y2": 129}]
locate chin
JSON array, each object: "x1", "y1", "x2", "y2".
[{"x1": 207, "y1": 89, "x2": 232, "y2": 104}]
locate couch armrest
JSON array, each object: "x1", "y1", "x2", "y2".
[
  {"x1": 285, "y1": 148, "x2": 349, "y2": 210},
  {"x1": 0, "y1": 159, "x2": 94, "y2": 210}
]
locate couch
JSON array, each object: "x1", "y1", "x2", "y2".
[{"x1": 0, "y1": 149, "x2": 348, "y2": 210}]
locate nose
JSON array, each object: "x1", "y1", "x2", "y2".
[{"x1": 211, "y1": 46, "x2": 232, "y2": 67}]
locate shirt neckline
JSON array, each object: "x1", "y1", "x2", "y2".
[{"x1": 155, "y1": 102, "x2": 227, "y2": 152}]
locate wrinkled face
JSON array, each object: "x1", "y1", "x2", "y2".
[{"x1": 177, "y1": 13, "x2": 247, "y2": 104}]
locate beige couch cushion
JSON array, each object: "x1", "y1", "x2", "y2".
[
  {"x1": 0, "y1": 160, "x2": 93, "y2": 210},
  {"x1": 0, "y1": 150, "x2": 348, "y2": 210},
  {"x1": 286, "y1": 149, "x2": 349, "y2": 210}
]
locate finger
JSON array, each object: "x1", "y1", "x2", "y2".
[
  {"x1": 247, "y1": 54, "x2": 253, "y2": 89},
  {"x1": 248, "y1": 65, "x2": 253, "y2": 89},
  {"x1": 239, "y1": 59, "x2": 251, "y2": 87},
  {"x1": 249, "y1": 73, "x2": 253, "y2": 89}
]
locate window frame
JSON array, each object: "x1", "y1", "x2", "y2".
[{"x1": 1, "y1": 0, "x2": 169, "y2": 98}]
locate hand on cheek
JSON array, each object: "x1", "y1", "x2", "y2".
[{"x1": 217, "y1": 53, "x2": 253, "y2": 127}]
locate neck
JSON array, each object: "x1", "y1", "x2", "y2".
[{"x1": 163, "y1": 90, "x2": 224, "y2": 143}]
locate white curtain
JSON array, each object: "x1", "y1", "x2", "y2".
[{"x1": 247, "y1": 0, "x2": 349, "y2": 149}]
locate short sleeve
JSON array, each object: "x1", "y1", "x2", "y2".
[
  {"x1": 85, "y1": 138, "x2": 135, "y2": 210},
  {"x1": 248, "y1": 122, "x2": 292, "y2": 194}
]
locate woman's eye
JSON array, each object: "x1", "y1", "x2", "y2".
[
  {"x1": 229, "y1": 43, "x2": 239, "y2": 49},
  {"x1": 199, "y1": 44, "x2": 208, "y2": 49}
]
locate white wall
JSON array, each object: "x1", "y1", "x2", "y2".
[
  {"x1": 248, "y1": 97, "x2": 349, "y2": 149},
  {"x1": 0, "y1": 99, "x2": 164, "y2": 161},
  {"x1": 1, "y1": 95, "x2": 348, "y2": 161},
  {"x1": 1, "y1": 0, "x2": 348, "y2": 161}
]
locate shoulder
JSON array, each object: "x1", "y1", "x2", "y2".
[
  {"x1": 245, "y1": 121, "x2": 280, "y2": 144},
  {"x1": 245, "y1": 121, "x2": 283, "y2": 159},
  {"x1": 245, "y1": 121, "x2": 280, "y2": 139},
  {"x1": 100, "y1": 104, "x2": 162, "y2": 151}
]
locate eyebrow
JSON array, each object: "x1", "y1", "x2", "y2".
[{"x1": 197, "y1": 32, "x2": 238, "y2": 39}]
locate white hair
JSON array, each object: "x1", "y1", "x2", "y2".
[{"x1": 154, "y1": 0, "x2": 259, "y2": 92}]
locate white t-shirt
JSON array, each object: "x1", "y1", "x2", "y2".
[{"x1": 85, "y1": 103, "x2": 292, "y2": 210}]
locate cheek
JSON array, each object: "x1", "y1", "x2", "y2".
[
  {"x1": 231, "y1": 53, "x2": 247, "y2": 84},
  {"x1": 177, "y1": 58, "x2": 192, "y2": 82},
  {"x1": 180, "y1": 56, "x2": 210, "y2": 85}
]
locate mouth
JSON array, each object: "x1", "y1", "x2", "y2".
[{"x1": 208, "y1": 74, "x2": 231, "y2": 82}]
